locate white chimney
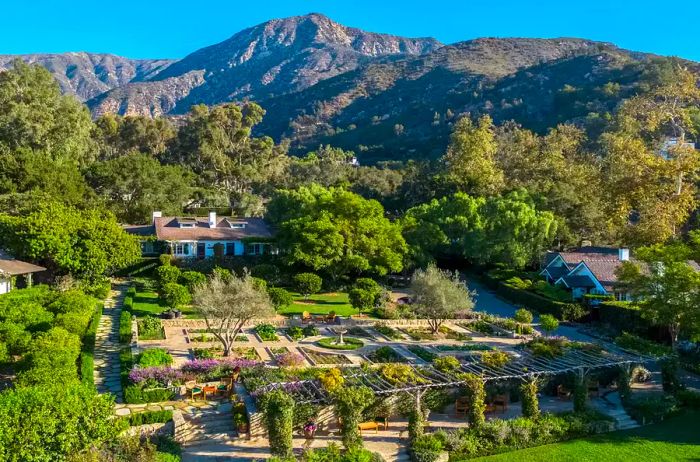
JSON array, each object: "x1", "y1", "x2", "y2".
[
  {"x1": 208, "y1": 211, "x2": 217, "y2": 228},
  {"x1": 619, "y1": 248, "x2": 630, "y2": 261},
  {"x1": 152, "y1": 211, "x2": 162, "y2": 224}
]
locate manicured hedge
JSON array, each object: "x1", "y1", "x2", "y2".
[
  {"x1": 125, "y1": 409, "x2": 173, "y2": 426},
  {"x1": 119, "y1": 311, "x2": 132, "y2": 344},
  {"x1": 123, "y1": 295, "x2": 134, "y2": 313},
  {"x1": 80, "y1": 303, "x2": 104, "y2": 386},
  {"x1": 599, "y1": 301, "x2": 652, "y2": 334},
  {"x1": 491, "y1": 278, "x2": 568, "y2": 318},
  {"x1": 123, "y1": 386, "x2": 176, "y2": 404}
]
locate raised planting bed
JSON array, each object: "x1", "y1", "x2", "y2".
[
  {"x1": 137, "y1": 317, "x2": 165, "y2": 341},
  {"x1": 372, "y1": 323, "x2": 405, "y2": 340},
  {"x1": 189, "y1": 332, "x2": 248, "y2": 343},
  {"x1": 317, "y1": 336, "x2": 364, "y2": 350},
  {"x1": 345, "y1": 326, "x2": 375, "y2": 338},
  {"x1": 268, "y1": 346, "x2": 290, "y2": 357},
  {"x1": 403, "y1": 325, "x2": 471, "y2": 341},
  {"x1": 299, "y1": 347, "x2": 352, "y2": 365},
  {"x1": 366, "y1": 345, "x2": 406, "y2": 363},
  {"x1": 407, "y1": 345, "x2": 437, "y2": 362},
  {"x1": 435, "y1": 343, "x2": 493, "y2": 352},
  {"x1": 194, "y1": 346, "x2": 260, "y2": 360},
  {"x1": 254, "y1": 323, "x2": 280, "y2": 342}
]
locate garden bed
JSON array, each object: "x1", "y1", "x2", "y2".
[
  {"x1": 407, "y1": 345, "x2": 437, "y2": 362},
  {"x1": 299, "y1": 347, "x2": 352, "y2": 365},
  {"x1": 316, "y1": 336, "x2": 364, "y2": 350},
  {"x1": 371, "y1": 323, "x2": 405, "y2": 340},
  {"x1": 138, "y1": 317, "x2": 165, "y2": 341},
  {"x1": 365, "y1": 346, "x2": 406, "y2": 363},
  {"x1": 193, "y1": 346, "x2": 260, "y2": 361}
]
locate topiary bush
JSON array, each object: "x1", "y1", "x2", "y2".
[
  {"x1": 179, "y1": 271, "x2": 206, "y2": 291},
  {"x1": 157, "y1": 265, "x2": 181, "y2": 288},
  {"x1": 161, "y1": 282, "x2": 191, "y2": 308},
  {"x1": 268, "y1": 287, "x2": 294, "y2": 310},
  {"x1": 136, "y1": 348, "x2": 173, "y2": 367},
  {"x1": 411, "y1": 433, "x2": 444, "y2": 462},
  {"x1": 294, "y1": 273, "x2": 322, "y2": 298}
]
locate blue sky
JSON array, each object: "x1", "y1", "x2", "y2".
[{"x1": 3, "y1": 0, "x2": 699, "y2": 61}]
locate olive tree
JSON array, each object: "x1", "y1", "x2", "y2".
[
  {"x1": 192, "y1": 272, "x2": 274, "y2": 356},
  {"x1": 410, "y1": 265, "x2": 474, "y2": 333}
]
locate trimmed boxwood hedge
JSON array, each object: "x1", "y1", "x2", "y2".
[
  {"x1": 599, "y1": 301, "x2": 653, "y2": 334},
  {"x1": 80, "y1": 303, "x2": 103, "y2": 386},
  {"x1": 119, "y1": 311, "x2": 132, "y2": 344},
  {"x1": 124, "y1": 386, "x2": 176, "y2": 404},
  {"x1": 125, "y1": 409, "x2": 173, "y2": 426},
  {"x1": 317, "y1": 337, "x2": 364, "y2": 350},
  {"x1": 489, "y1": 278, "x2": 568, "y2": 317}
]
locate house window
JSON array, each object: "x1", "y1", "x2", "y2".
[
  {"x1": 247, "y1": 243, "x2": 264, "y2": 256},
  {"x1": 179, "y1": 223, "x2": 195, "y2": 229},
  {"x1": 615, "y1": 291, "x2": 627, "y2": 302},
  {"x1": 225, "y1": 242, "x2": 235, "y2": 256},
  {"x1": 174, "y1": 243, "x2": 190, "y2": 256}
]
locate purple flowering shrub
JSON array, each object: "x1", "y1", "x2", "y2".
[
  {"x1": 128, "y1": 366, "x2": 184, "y2": 388},
  {"x1": 276, "y1": 352, "x2": 305, "y2": 368},
  {"x1": 180, "y1": 358, "x2": 260, "y2": 381}
]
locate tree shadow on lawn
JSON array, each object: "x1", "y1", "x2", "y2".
[
  {"x1": 587, "y1": 411, "x2": 700, "y2": 448},
  {"x1": 130, "y1": 293, "x2": 166, "y2": 317}
]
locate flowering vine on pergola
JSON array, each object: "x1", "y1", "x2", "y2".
[{"x1": 254, "y1": 345, "x2": 657, "y2": 405}]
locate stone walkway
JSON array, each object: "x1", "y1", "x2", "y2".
[{"x1": 94, "y1": 282, "x2": 129, "y2": 402}]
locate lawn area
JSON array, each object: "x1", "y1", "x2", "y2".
[
  {"x1": 131, "y1": 288, "x2": 199, "y2": 318},
  {"x1": 474, "y1": 411, "x2": 700, "y2": 462},
  {"x1": 277, "y1": 292, "x2": 358, "y2": 317}
]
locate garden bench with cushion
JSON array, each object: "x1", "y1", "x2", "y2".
[
  {"x1": 217, "y1": 377, "x2": 233, "y2": 397},
  {"x1": 186, "y1": 380, "x2": 204, "y2": 400}
]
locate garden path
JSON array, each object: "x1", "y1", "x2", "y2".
[{"x1": 94, "y1": 281, "x2": 129, "y2": 402}]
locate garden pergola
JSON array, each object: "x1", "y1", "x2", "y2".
[{"x1": 256, "y1": 345, "x2": 657, "y2": 405}]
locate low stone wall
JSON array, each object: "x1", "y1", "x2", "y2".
[
  {"x1": 172, "y1": 410, "x2": 187, "y2": 443},
  {"x1": 122, "y1": 421, "x2": 173, "y2": 438},
  {"x1": 161, "y1": 317, "x2": 436, "y2": 329}
]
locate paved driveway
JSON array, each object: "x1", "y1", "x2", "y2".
[{"x1": 465, "y1": 277, "x2": 595, "y2": 342}]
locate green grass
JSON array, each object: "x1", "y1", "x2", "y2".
[
  {"x1": 317, "y1": 337, "x2": 364, "y2": 350},
  {"x1": 474, "y1": 411, "x2": 700, "y2": 461},
  {"x1": 132, "y1": 288, "x2": 199, "y2": 318},
  {"x1": 277, "y1": 292, "x2": 357, "y2": 316}
]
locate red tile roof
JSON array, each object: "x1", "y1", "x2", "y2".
[{"x1": 153, "y1": 216, "x2": 272, "y2": 241}]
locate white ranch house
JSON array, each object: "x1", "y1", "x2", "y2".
[{"x1": 124, "y1": 211, "x2": 275, "y2": 258}]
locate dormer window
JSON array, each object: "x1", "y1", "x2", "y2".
[
  {"x1": 224, "y1": 218, "x2": 247, "y2": 229},
  {"x1": 176, "y1": 217, "x2": 197, "y2": 229}
]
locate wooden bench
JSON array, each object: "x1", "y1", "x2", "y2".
[{"x1": 358, "y1": 421, "x2": 380, "y2": 434}]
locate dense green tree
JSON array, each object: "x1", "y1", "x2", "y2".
[
  {"x1": 169, "y1": 103, "x2": 288, "y2": 206},
  {"x1": 0, "y1": 201, "x2": 141, "y2": 280},
  {"x1": 440, "y1": 115, "x2": 504, "y2": 196},
  {"x1": 617, "y1": 254, "x2": 700, "y2": 346},
  {"x1": 0, "y1": 60, "x2": 94, "y2": 166},
  {"x1": 0, "y1": 383, "x2": 116, "y2": 462},
  {"x1": 403, "y1": 190, "x2": 556, "y2": 268},
  {"x1": 161, "y1": 283, "x2": 191, "y2": 309},
  {"x1": 268, "y1": 185, "x2": 407, "y2": 278},
  {"x1": 93, "y1": 114, "x2": 176, "y2": 160},
  {"x1": 410, "y1": 265, "x2": 474, "y2": 333},
  {"x1": 86, "y1": 153, "x2": 195, "y2": 223}
]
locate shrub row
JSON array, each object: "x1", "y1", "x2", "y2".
[
  {"x1": 80, "y1": 303, "x2": 104, "y2": 386},
  {"x1": 123, "y1": 386, "x2": 176, "y2": 404},
  {"x1": 486, "y1": 277, "x2": 571, "y2": 319},
  {"x1": 119, "y1": 311, "x2": 132, "y2": 344},
  {"x1": 598, "y1": 301, "x2": 654, "y2": 334},
  {"x1": 124, "y1": 410, "x2": 173, "y2": 427}
]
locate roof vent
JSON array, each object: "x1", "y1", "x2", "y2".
[
  {"x1": 619, "y1": 248, "x2": 630, "y2": 261},
  {"x1": 209, "y1": 211, "x2": 217, "y2": 228}
]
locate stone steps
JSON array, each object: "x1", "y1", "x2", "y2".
[{"x1": 178, "y1": 406, "x2": 238, "y2": 445}]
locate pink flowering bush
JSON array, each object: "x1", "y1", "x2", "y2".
[{"x1": 180, "y1": 358, "x2": 260, "y2": 381}]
